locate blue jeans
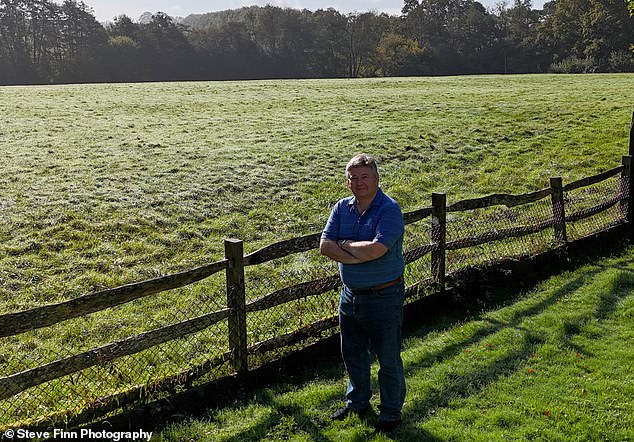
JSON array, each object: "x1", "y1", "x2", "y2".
[{"x1": 339, "y1": 282, "x2": 406, "y2": 421}]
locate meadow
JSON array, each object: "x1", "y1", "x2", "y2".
[
  {"x1": 0, "y1": 74, "x2": 633, "y2": 429},
  {"x1": 0, "y1": 74, "x2": 631, "y2": 312}
]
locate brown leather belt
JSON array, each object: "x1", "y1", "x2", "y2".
[{"x1": 349, "y1": 277, "x2": 403, "y2": 295}]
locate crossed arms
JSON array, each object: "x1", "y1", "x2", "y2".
[{"x1": 319, "y1": 238, "x2": 388, "y2": 264}]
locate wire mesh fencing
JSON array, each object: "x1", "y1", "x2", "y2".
[
  {"x1": 0, "y1": 159, "x2": 631, "y2": 431},
  {"x1": 565, "y1": 172, "x2": 629, "y2": 241},
  {"x1": 0, "y1": 269, "x2": 232, "y2": 430},
  {"x1": 244, "y1": 248, "x2": 340, "y2": 367},
  {"x1": 446, "y1": 196, "x2": 557, "y2": 274},
  {"x1": 403, "y1": 221, "x2": 433, "y2": 298}
]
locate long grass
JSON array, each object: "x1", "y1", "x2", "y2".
[{"x1": 157, "y1": 245, "x2": 634, "y2": 441}]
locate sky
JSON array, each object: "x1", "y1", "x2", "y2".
[
  {"x1": 83, "y1": 0, "x2": 545, "y2": 23},
  {"x1": 86, "y1": 0, "x2": 403, "y2": 22}
]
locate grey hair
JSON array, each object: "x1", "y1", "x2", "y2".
[{"x1": 345, "y1": 153, "x2": 379, "y2": 178}]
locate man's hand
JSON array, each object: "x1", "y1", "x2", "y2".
[
  {"x1": 320, "y1": 238, "x2": 388, "y2": 264},
  {"x1": 319, "y1": 238, "x2": 362, "y2": 264},
  {"x1": 339, "y1": 239, "x2": 388, "y2": 262}
]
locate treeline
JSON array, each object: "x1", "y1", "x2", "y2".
[{"x1": 0, "y1": 0, "x2": 632, "y2": 85}]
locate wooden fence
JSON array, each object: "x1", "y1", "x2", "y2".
[{"x1": 1, "y1": 153, "x2": 633, "y2": 430}]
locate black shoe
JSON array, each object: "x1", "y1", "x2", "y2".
[
  {"x1": 329, "y1": 404, "x2": 371, "y2": 421},
  {"x1": 375, "y1": 419, "x2": 402, "y2": 432}
]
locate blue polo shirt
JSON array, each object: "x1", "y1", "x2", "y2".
[{"x1": 321, "y1": 188, "x2": 405, "y2": 289}]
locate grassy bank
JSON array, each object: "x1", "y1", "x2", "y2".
[{"x1": 157, "y1": 245, "x2": 634, "y2": 441}]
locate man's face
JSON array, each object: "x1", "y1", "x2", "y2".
[{"x1": 347, "y1": 166, "x2": 379, "y2": 201}]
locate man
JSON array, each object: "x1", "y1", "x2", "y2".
[{"x1": 320, "y1": 153, "x2": 406, "y2": 432}]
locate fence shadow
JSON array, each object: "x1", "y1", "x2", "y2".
[
  {"x1": 97, "y1": 226, "x2": 631, "y2": 440},
  {"x1": 593, "y1": 262, "x2": 634, "y2": 321}
]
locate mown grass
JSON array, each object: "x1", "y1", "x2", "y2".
[{"x1": 157, "y1": 245, "x2": 634, "y2": 441}]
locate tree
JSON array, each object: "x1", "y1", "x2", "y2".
[
  {"x1": 493, "y1": 0, "x2": 543, "y2": 73},
  {"x1": 0, "y1": 0, "x2": 107, "y2": 83},
  {"x1": 307, "y1": 8, "x2": 349, "y2": 77},
  {"x1": 138, "y1": 12, "x2": 198, "y2": 80},
  {"x1": 1, "y1": 0, "x2": 631, "y2": 83},
  {"x1": 188, "y1": 21, "x2": 266, "y2": 79},
  {"x1": 533, "y1": 0, "x2": 634, "y2": 71},
  {"x1": 625, "y1": 0, "x2": 633, "y2": 53},
  {"x1": 250, "y1": 6, "x2": 314, "y2": 77},
  {"x1": 452, "y1": 0, "x2": 499, "y2": 72},
  {"x1": 108, "y1": 14, "x2": 141, "y2": 38},
  {"x1": 0, "y1": 0, "x2": 58, "y2": 83},
  {"x1": 345, "y1": 12, "x2": 394, "y2": 77},
  {"x1": 401, "y1": 0, "x2": 499, "y2": 74},
  {"x1": 55, "y1": 0, "x2": 108, "y2": 82},
  {"x1": 376, "y1": 32, "x2": 426, "y2": 75},
  {"x1": 104, "y1": 15, "x2": 146, "y2": 81},
  {"x1": 105, "y1": 34, "x2": 141, "y2": 81}
]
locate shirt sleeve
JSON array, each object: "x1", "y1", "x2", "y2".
[
  {"x1": 373, "y1": 204, "x2": 404, "y2": 250},
  {"x1": 321, "y1": 201, "x2": 341, "y2": 241}
]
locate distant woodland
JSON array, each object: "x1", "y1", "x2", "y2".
[{"x1": 0, "y1": 0, "x2": 632, "y2": 85}]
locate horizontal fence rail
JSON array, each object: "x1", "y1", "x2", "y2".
[
  {"x1": 0, "y1": 259, "x2": 229, "y2": 338},
  {"x1": 0, "y1": 308, "x2": 232, "y2": 401},
  {"x1": 246, "y1": 275, "x2": 341, "y2": 313},
  {"x1": 446, "y1": 187, "x2": 553, "y2": 212},
  {"x1": 566, "y1": 192, "x2": 625, "y2": 223},
  {"x1": 243, "y1": 233, "x2": 321, "y2": 266},
  {"x1": 563, "y1": 165, "x2": 624, "y2": 192},
  {"x1": 1, "y1": 155, "x2": 632, "y2": 431},
  {"x1": 446, "y1": 218, "x2": 557, "y2": 251}
]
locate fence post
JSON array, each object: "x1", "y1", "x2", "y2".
[
  {"x1": 225, "y1": 238, "x2": 248, "y2": 374},
  {"x1": 550, "y1": 177, "x2": 567, "y2": 244},
  {"x1": 431, "y1": 192, "x2": 446, "y2": 291},
  {"x1": 622, "y1": 156, "x2": 634, "y2": 237},
  {"x1": 630, "y1": 112, "x2": 634, "y2": 156}
]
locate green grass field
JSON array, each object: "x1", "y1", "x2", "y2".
[
  {"x1": 0, "y1": 73, "x2": 633, "y2": 429},
  {"x1": 1, "y1": 74, "x2": 632, "y2": 311}
]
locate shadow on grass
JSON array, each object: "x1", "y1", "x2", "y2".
[
  {"x1": 594, "y1": 262, "x2": 634, "y2": 321},
  {"x1": 403, "y1": 264, "x2": 599, "y2": 374},
  {"x1": 393, "y1": 263, "x2": 613, "y2": 438},
  {"x1": 176, "y1": 269, "x2": 599, "y2": 441},
  {"x1": 213, "y1": 388, "x2": 335, "y2": 442}
]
